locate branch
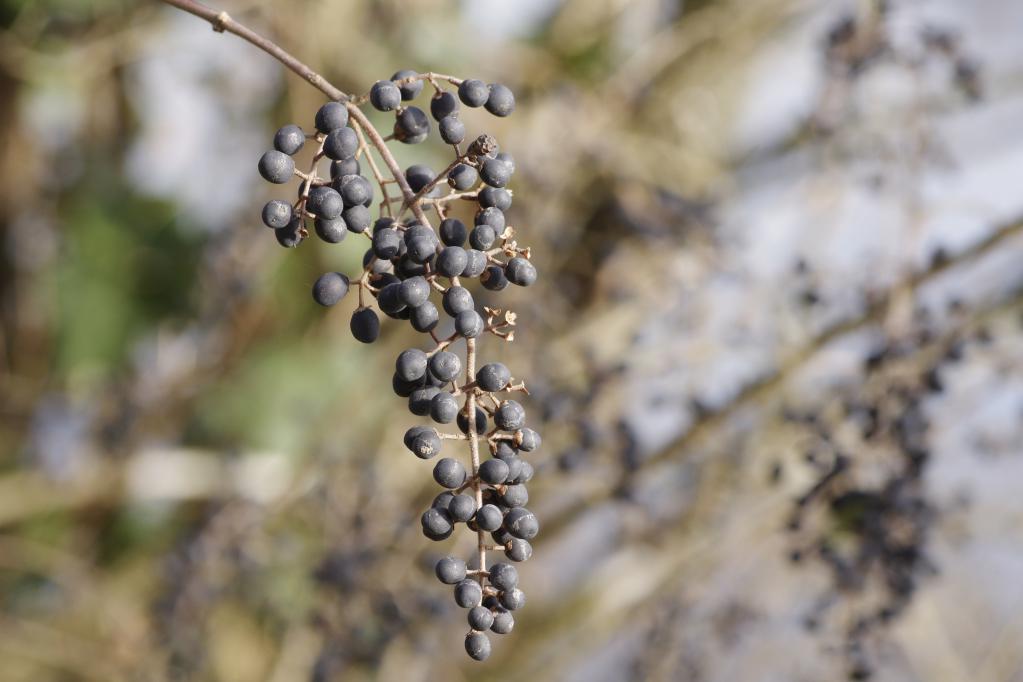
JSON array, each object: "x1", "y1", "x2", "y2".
[
  {"x1": 158, "y1": 0, "x2": 434, "y2": 228},
  {"x1": 158, "y1": 0, "x2": 347, "y2": 101}
]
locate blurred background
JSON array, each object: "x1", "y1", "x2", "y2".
[{"x1": 1, "y1": 0, "x2": 1022, "y2": 680}]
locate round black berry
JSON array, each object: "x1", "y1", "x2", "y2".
[
  {"x1": 409, "y1": 386, "x2": 440, "y2": 416},
  {"x1": 448, "y1": 493, "x2": 476, "y2": 522},
  {"x1": 478, "y1": 187, "x2": 512, "y2": 211},
  {"x1": 479, "y1": 458, "x2": 509, "y2": 485},
  {"x1": 495, "y1": 400, "x2": 526, "y2": 431},
  {"x1": 373, "y1": 228, "x2": 401, "y2": 260},
  {"x1": 330, "y1": 156, "x2": 360, "y2": 179},
  {"x1": 273, "y1": 124, "x2": 305, "y2": 155},
  {"x1": 480, "y1": 157, "x2": 513, "y2": 188},
  {"x1": 500, "y1": 587, "x2": 526, "y2": 610},
  {"x1": 315, "y1": 101, "x2": 349, "y2": 133},
  {"x1": 437, "y1": 247, "x2": 469, "y2": 278},
  {"x1": 396, "y1": 349, "x2": 428, "y2": 382},
  {"x1": 410, "y1": 301, "x2": 439, "y2": 333},
  {"x1": 421, "y1": 507, "x2": 454, "y2": 539},
  {"x1": 433, "y1": 457, "x2": 467, "y2": 488},
  {"x1": 258, "y1": 150, "x2": 294, "y2": 184},
  {"x1": 455, "y1": 310, "x2": 485, "y2": 338},
  {"x1": 468, "y1": 605, "x2": 494, "y2": 631},
  {"x1": 465, "y1": 631, "x2": 491, "y2": 661},
  {"x1": 350, "y1": 308, "x2": 380, "y2": 343},
  {"x1": 454, "y1": 578, "x2": 483, "y2": 608},
  {"x1": 262, "y1": 199, "x2": 293, "y2": 229},
  {"x1": 448, "y1": 163, "x2": 478, "y2": 191},
  {"x1": 398, "y1": 276, "x2": 431, "y2": 308},
  {"x1": 505, "y1": 257, "x2": 537, "y2": 286},
  {"x1": 314, "y1": 216, "x2": 346, "y2": 243},
  {"x1": 429, "y1": 351, "x2": 462, "y2": 383},
  {"x1": 440, "y1": 218, "x2": 468, "y2": 247},
  {"x1": 485, "y1": 84, "x2": 515, "y2": 117},
  {"x1": 443, "y1": 287, "x2": 474, "y2": 316},
  {"x1": 394, "y1": 106, "x2": 430, "y2": 144},
  {"x1": 341, "y1": 204, "x2": 371, "y2": 234},
  {"x1": 337, "y1": 174, "x2": 373, "y2": 207},
  {"x1": 312, "y1": 272, "x2": 349, "y2": 307},
  {"x1": 515, "y1": 428, "x2": 541, "y2": 452},
  {"x1": 462, "y1": 250, "x2": 488, "y2": 277},
  {"x1": 435, "y1": 556, "x2": 466, "y2": 584},
  {"x1": 502, "y1": 484, "x2": 528, "y2": 508},
  {"x1": 469, "y1": 225, "x2": 497, "y2": 251},
  {"x1": 488, "y1": 562, "x2": 518, "y2": 591},
  {"x1": 481, "y1": 265, "x2": 509, "y2": 292},
  {"x1": 490, "y1": 608, "x2": 514, "y2": 634},
  {"x1": 406, "y1": 236, "x2": 436, "y2": 264},
  {"x1": 430, "y1": 91, "x2": 459, "y2": 120},
  {"x1": 475, "y1": 207, "x2": 506, "y2": 231},
  {"x1": 407, "y1": 427, "x2": 442, "y2": 459},
  {"x1": 370, "y1": 80, "x2": 402, "y2": 111},
  {"x1": 457, "y1": 406, "x2": 488, "y2": 435},
  {"x1": 475, "y1": 504, "x2": 503, "y2": 531},
  {"x1": 431, "y1": 391, "x2": 460, "y2": 424},
  {"x1": 405, "y1": 164, "x2": 437, "y2": 194},
  {"x1": 391, "y1": 70, "x2": 423, "y2": 100},
  {"x1": 505, "y1": 538, "x2": 532, "y2": 562},
  {"x1": 439, "y1": 116, "x2": 465, "y2": 145},
  {"x1": 458, "y1": 79, "x2": 489, "y2": 107},
  {"x1": 504, "y1": 508, "x2": 539, "y2": 540},
  {"x1": 275, "y1": 217, "x2": 303, "y2": 247},
  {"x1": 307, "y1": 186, "x2": 344, "y2": 220},
  {"x1": 323, "y1": 127, "x2": 358, "y2": 160},
  {"x1": 476, "y1": 363, "x2": 511, "y2": 392}
]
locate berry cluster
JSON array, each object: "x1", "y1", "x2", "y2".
[{"x1": 256, "y1": 71, "x2": 538, "y2": 661}]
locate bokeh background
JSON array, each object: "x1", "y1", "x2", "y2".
[{"x1": 2, "y1": 0, "x2": 1023, "y2": 680}]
